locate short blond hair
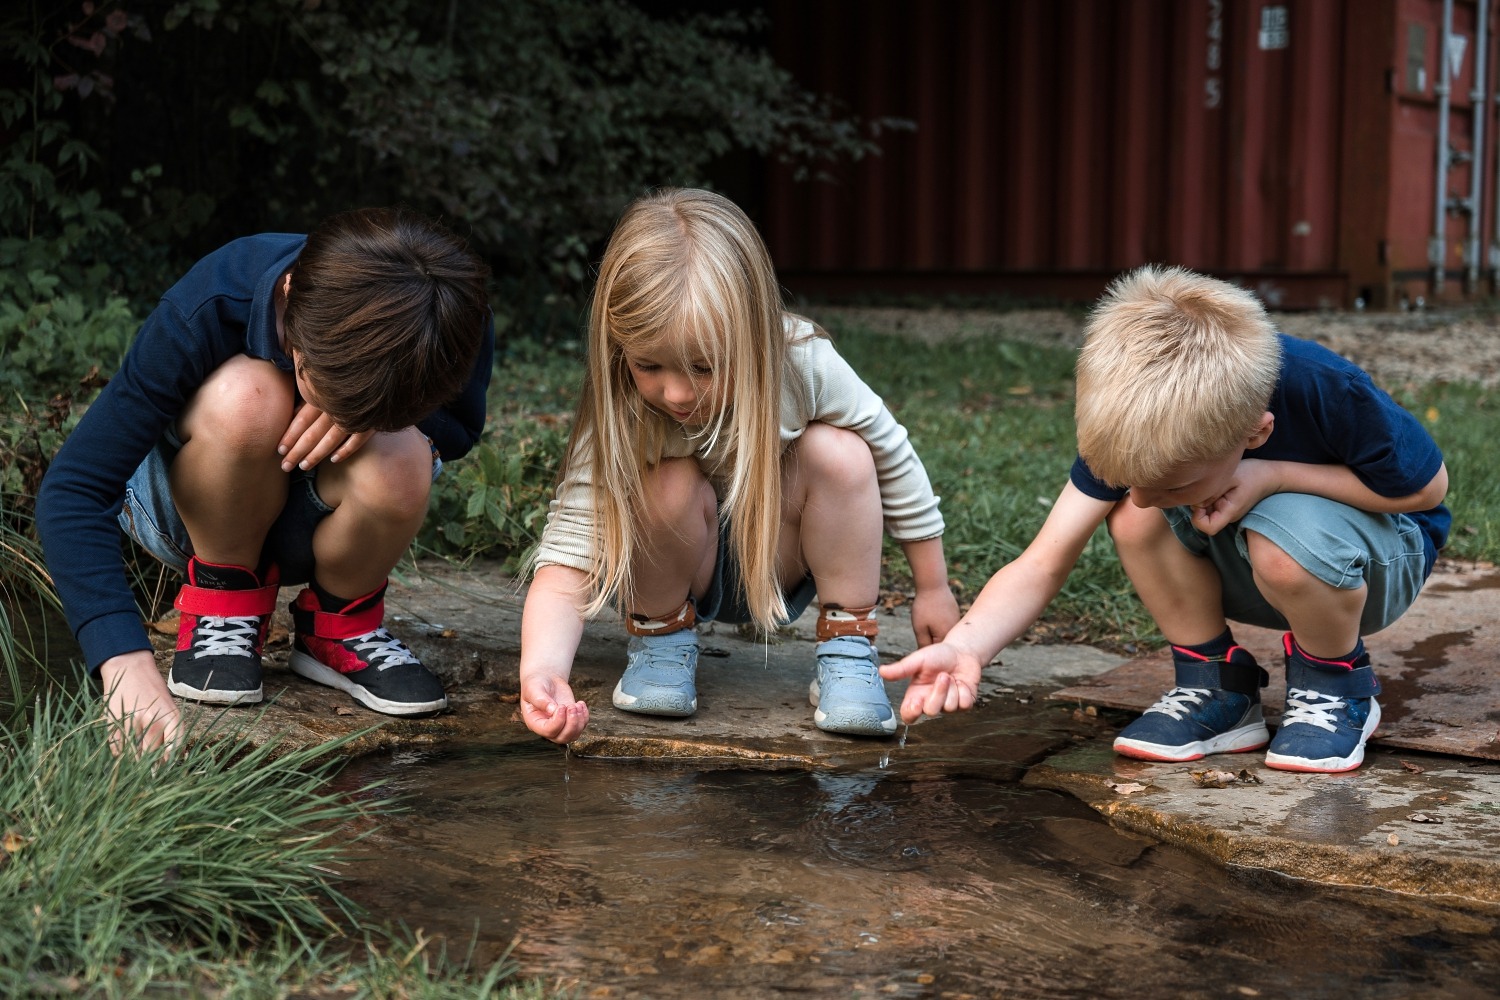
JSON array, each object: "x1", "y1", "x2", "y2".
[{"x1": 1075, "y1": 265, "x2": 1281, "y2": 487}]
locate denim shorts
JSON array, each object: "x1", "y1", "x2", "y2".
[
  {"x1": 117, "y1": 425, "x2": 336, "y2": 586},
  {"x1": 696, "y1": 518, "x2": 817, "y2": 626},
  {"x1": 1161, "y1": 492, "x2": 1427, "y2": 636}
]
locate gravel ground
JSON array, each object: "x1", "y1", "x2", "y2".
[{"x1": 808, "y1": 304, "x2": 1500, "y2": 389}]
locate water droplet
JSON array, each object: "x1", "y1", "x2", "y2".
[{"x1": 899, "y1": 724, "x2": 910, "y2": 748}]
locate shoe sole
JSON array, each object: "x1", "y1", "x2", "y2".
[
  {"x1": 612, "y1": 680, "x2": 697, "y2": 716},
  {"x1": 167, "y1": 670, "x2": 263, "y2": 705},
  {"x1": 808, "y1": 679, "x2": 898, "y2": 736},
  {"x1": 1113, "y1": 722, "x2": 1271, "y2": 762},
  {"x1": 1264, "y1": 700, "x2": 1381, "y2": 773},
  {"x1": 288, "y1": 651, "x2": 447, "y2": 716}
]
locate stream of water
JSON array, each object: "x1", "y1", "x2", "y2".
[{"x1": 335, "y1": 742, "x2": 1500, "y2": 999}]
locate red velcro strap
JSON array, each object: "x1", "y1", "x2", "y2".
[
  {"x1": 309, "y1": 600, "x2": 385, "y2": 640},
  {"x1": 175, "y1": 582, "x2": 279, "y2": 617}
]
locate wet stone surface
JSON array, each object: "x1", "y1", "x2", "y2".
[{"x1": 145, "y1": 560, "x2": 1500, "y2": 910}]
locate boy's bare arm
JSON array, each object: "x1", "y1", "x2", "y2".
[
  {"x1": 1194, "y1": 459, "x2": 1448, "y2": 535},
  {"x1": 519, "y1": 564, "x2": 592, "y2": 743},
  {"x1": 881, "y1": 482, "x2": 1114, "y2": 723}
]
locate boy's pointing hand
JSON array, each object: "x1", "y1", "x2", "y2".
[{"x1": 879, "y1": 642, "x2": 981, "y2": 724}]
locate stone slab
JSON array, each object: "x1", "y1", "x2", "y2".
[
  {"x1": 1049, "y1": 561, "x2": 1500, "y2": 761},
  {"x1": 1025, "y1": 741, "x2": 1500, "y2": 905},
  {"x1": 131, "y1": 560, "x2": 1500, "y2": 903}
]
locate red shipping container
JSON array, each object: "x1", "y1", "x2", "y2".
[{"x1": 765, "y1": 0, "x2": 1500, "y2": 309}]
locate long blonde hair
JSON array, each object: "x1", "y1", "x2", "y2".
[{"x1": 563, "y1": 188, "x2": 789, "y2": 630}]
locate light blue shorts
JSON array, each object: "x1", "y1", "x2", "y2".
[{"x1": 1161, "y1": 492, "x2": 1427, "y2": 636}]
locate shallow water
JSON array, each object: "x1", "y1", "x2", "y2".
[{"x1": 335, "y1": 743, "x2": 1500, "y2": 999}]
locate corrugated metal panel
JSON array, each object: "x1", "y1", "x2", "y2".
[{"x1": 764, "y1": 0, "x2": 1500, "y2": 308}]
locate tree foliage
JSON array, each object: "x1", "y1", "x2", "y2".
[{"x1": 0, "y1": 0, "x2": 896, "y2": 532}]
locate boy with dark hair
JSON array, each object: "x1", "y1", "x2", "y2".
[
  {"x1": 882, "y1": 265, "x2": 1449, "y2": 774},
  {"x1": 38, "y1": 207, "x2": 494, "y2": 753}
]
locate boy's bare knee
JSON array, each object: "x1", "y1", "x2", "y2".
[
  {"x1": 333, "y1": 430, "x2": 433, "y2": 519},
  {"x1": 183, "y1": 357, "x2": 293, "y2": 450},
  {"x1": 1106, "y1": 501, "x2": 1170, "y2": 550},
  {"x1": 1245, "y1": 532, "x2": 1317, "y2": 593}
]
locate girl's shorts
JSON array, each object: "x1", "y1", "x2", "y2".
[
  {"x1": 1161, "y1": 492, "x2": 1427, "y2": 636},
  {"x1": 117, "y1": 425, "x2": 441, "y2": 586},
  {"x1": 696, "y1": 518, "x2": 817, "y2": 626}
]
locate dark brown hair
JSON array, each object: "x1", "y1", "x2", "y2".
[{"x1": 282, "y1": 207, "x2": 491, "y2": 432}]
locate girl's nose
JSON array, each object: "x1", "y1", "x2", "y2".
[{"x1": 663, "y1": 374, "x2": 696, "y2": 407}]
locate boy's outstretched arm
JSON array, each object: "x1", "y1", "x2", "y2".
[
  {"x1": 881, "y1": 482, "x2": 1114, "y2": 723},
  {"x1": 519, "y1": 564, "x2": 592, "y2": 743}
]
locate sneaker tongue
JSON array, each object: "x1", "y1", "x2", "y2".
[{"x1": 190, "y1": 560, "x2": 259, "y2": 590}]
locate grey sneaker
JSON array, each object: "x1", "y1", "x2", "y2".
[
  {"x1": 809, "y1": 635, "x2": 897, "y2": 736},
  {"x1": 613, "y1": 629, "x2": 700, "y2": 716}
]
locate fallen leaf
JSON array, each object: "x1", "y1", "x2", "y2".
[
  {"x1": 147, "y1": 617, "x2": 178, "y2": 636},
  {"x1": 1388, "y1": 833, "x2": 1400, "y2": 846},
  {"x1": 440, "y1": 628, "x2": 457, "y2": 639},
  {"x1": 1107, "y1": 781, "x2": 1147, "y2": 796},
  {"x1": 2, "y1": 829, "x2": 30, "y2": 854},
  {"x1": 1399, "y1": 760, "x2": 1426, "y2": 774},
  {"x1": 1191, "y1": 769, "x2": 1239, "y2": 788},
  {"x1": 1407, "y1": 812, "x2": 1444, "y2": 824},
  {"x1": 1236, "y1": 768, "x2": 1263, "y2": 785},
  {"x1": 334, "y1": 706, "x2": 355, "y2": 717}
]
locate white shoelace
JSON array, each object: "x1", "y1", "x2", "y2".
[
  {"x1": 1280, "y1": 687, "x2": 1345, "y2": 732},
  {"x1": 351, "y1": 629, "x2": 421, "y2": 671},
  {"x1": 1142, "y1": 686, "x2": 1211, "y2": 719},
  {"x1": 192, "y1": 616, "x2": 260, "y2": 658}
]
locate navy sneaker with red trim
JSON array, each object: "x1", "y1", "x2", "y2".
[
  {"x1": 167, "y1": 558, "x2": 280, "y2": 705},
  {"x1": 1265, "y1": 634, "x2": 1382, "y2": 773},
  {"x1": 288, "y1": 584, "x2": 447, "y2": 716},
  {"x1": 1113, "y1": 644, "x2": 1270, "y2": 762}
]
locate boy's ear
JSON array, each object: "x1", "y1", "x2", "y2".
[{"x1": 1246, "y1": 411, "x2": 1274, "y2": 449}]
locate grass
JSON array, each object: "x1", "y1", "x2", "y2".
[{"x1": 0, "y1": 688, "x2": 551, "y2": 998}]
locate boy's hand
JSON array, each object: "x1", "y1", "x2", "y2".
[
  {"x1": 99, "y1": 650, "x2": 180, "y2": 759},
  {"x1": 910, "y1": 586, "x2": 961, "y2": 647},
  {"x1": 279, "y1": 402, "x2": 373, "y2": 472},
  {"x1": 880, "y1": 642, "x2": 982, "y2": 724},
  {"x1": 1190, "y1": 459, "x2": 1278, "y2": 535},
  {"x1": 521, "y1": 675, "x2": 590, "y2": 744}
]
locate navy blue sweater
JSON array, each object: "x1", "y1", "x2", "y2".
[{"x1": 37, "y1": 234, "x2": 494, "y2": 671}]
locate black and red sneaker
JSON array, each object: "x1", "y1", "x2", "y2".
[
  {"x1": 288, "y1": 584, "x2": 447, "y2": 716},
  {"x1": 167, "y1": 559, "x2": 280, "y2": 705}
]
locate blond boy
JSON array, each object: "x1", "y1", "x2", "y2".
[{"x1": 883, "y1": 266, "x2": 1449, "y2": 773}]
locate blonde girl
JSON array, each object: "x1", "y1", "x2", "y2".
[{"x1": 519, "y1": 188, "x2": 959, "y2": 743}]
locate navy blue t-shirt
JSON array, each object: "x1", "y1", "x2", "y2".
[{"x1": 1070, "y1": 334, "x2": 1450, "y2": 574}]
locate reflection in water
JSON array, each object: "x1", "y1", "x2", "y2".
[{"x1": 335, "y1": 744, "x2": 1500, "y2": 999}]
